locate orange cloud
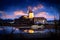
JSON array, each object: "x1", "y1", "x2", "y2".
[
  {"x1": 37, "y1": 4, "x2": 44, "y2": 9},
  {"x1": 33, "y1": 7, "x2": 37, "y2": 11},
  {"x1": 33, "y1": 4, "x2": 44, "y2": 11},
  {"x1": 1, "y1": 10, "x2": 28, "y2": 19},
  {"x1": 0, "y1": 10, "x2": 56, "y2": 20},
  {"x1": 35, "y1": 12, "x2": 55, "y2": 19},
  {"x1": 14, "y1": 10, "x2": 28, "y2": 16},
  {"x1": 1, "y1": 15, "x2": 16, "y2": 19}
]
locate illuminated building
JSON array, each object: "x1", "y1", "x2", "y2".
[
  {"x1": 28, "y1": 7, "x2": 46, "y2": 24},
  {"x1": 23, "y1": 15, "x2": 28, "y2": 19},
  {"x1": 14, "y1": 8, "x2": 47, "y2": 26},
  {"x1": 28, "y1": 7, "x2": 34, "y2": 19}
]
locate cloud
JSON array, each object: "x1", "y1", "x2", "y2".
[
  {"x1": 14, "y1": 10, "x2": 28, "y2": 16},
  {"x1": 0, "y1": 11, "x2": 7, "y2": 19},
  {"x1": 0, "y1": 10, "x2": 56, "y2": 20},
  {"x1": 0, "y1": 11, "x2": 4, "y2": 13},
  {"x1": 32, "y1": 4, "x2": 44, "y2": 11},
  {"x1": 0, "y1": 11, "x2": 6, "y2": 16},
  {"x1": 28, "y1": 6, "x2": 32, "y2": 10},
  {"x1": 0, "y1": 11, "x2": 16, "y2": 19},
  {"x1": 1, "y1": 15, "x2": 16, "y2": 19},
  {"x1": 0, "y1": 10, "x2": 28, "y2": 19},
  {"x1": 37, "y1": 4, "x2": 44, "y2": 9},
  {"x1": 35, "y1": 12, "x2": 55, "y2": 20}
]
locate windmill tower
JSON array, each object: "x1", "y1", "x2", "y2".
[{"x1": 28, "y1": 7, "x2": 34, "y2": 19}]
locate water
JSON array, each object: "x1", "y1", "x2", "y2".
[
  {"x1": 0, "y1": 26, "x2": 21, "y2": 34},
  {"x1": 0, "y1": 26, "x2": 60, "y2": 38}
]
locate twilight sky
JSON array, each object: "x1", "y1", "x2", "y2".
[{"x1": 0, "y1": 0, "x2": 60, "y2": 20}]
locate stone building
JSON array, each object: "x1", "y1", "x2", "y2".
[{"x1": 33, "y1": 17, "x2": 47, "y2": 24}]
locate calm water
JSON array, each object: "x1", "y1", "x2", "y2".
[
  {"x1": 0, "y1": 26, "x2": 60, "y2": 38},
  {"x1": 0, "y1": 26, "x2": 59, "y2": 34}
]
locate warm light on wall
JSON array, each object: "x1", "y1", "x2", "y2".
[
  {"x1": 23, "y1": 16, "x2": 28, "y2": 19},
  {"x1": 24, "y1": 30, "x2": 28, "y2": 32},
  {"x1": 29, "y1": 13, "x2": 34, "y2": 19},
  {"x1": 28, "y1": 29, "x2": 34, "y2": 33}
]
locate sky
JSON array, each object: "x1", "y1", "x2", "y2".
[{"x1": 0, "y1": 0, "x2": 60, "y2": 20}]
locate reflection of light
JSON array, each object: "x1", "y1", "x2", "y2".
[
  {"x1": 13, "y1": 27, "x2": 16, "y2": 30},
  {"x1": 31, "y1": 25, "x2": 39, "y2": 29},
  {"x1": 24, "y1": 30, "x2": 28, "y2": 32},
  {"x1": 31, "y1": 25, "x2": 44, "y2": 29},
  {"x1": 4, "y1": 27, "x2": 13, "y2": 34},
  {"x1": 15, "y1": 28, "x2": 19, "y2": 30},
  {"x1": 9, "y1": 22, "x2": 14, "y2": 23},
  {"x1": 35, "y1": 31, "x2": 45, "y2": 33},
  {"x1": 43, "y1": 20, "x2": 45, "y2": 24},
  {"x1": 28, "y1": 29, "x2": 34, "y2": 33}
]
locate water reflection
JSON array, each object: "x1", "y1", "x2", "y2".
[
  {"x1": 0, "y1": 26, "x2": 59, "y2": 34},
  {"x1": 0, "y1": 26, "x2": 21, "y2": 34}
]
